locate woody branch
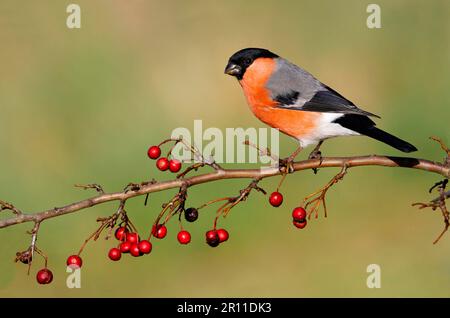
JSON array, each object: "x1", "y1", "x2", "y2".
[{"x1": 1, "y1": 153, "x2": 448, "y2": 229}]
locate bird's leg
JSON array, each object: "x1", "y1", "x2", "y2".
[
  {"x1": 308, "y1": 141, "x2": 324, "y2": 174},
  {"x1": 279, "y1": 146, "x2": 303, "y2": 174},
  {"x1": 308, "y1": 140, "x2": 324, "y2": 160}
]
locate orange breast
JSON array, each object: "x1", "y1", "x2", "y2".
[{"x1": 239, "y1": 58, "x2": 320, "y2": 139}]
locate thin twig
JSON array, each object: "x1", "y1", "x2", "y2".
[
  {"x1": 74, "y1": 183, "x2": 105, "y2": 194},
  {"x1": 430, "y1": 136, "x2": 450, "y2": 167},
  {"x1": 243, "y1": 139, "x2": 279, "y2": 162},
  {"x1": 303, "y1": 165, "x2": 348, "y2": 219},
  {"x1": 413, "y1": 179, "x2": 449, "y2": 244},
  {"x1": 0, "y1": 200, "x2": 23, "y2": 215}
]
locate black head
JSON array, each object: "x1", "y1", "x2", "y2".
[{"x1": 224, "y1": 48, "x2": 278, "y2": 80}]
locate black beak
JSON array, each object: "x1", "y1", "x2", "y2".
[{"x1": 224, "y1": 63, "x2": 241, "y2": 76}]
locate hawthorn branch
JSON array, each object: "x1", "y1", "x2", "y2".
[
  {"x1": 303, "y1": 164, "x2": 348, "y2": 219},
  {"x1": 0, "y1": 154, "x2": 449, "y2": 229},
  {"x1": 413, "y1": 179, "x2": 449, "y2": 244}
]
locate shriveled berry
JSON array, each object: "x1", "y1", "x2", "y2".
[
  {"x1": 292, "y1": 207, "x2": 307, "y2": 221},
  {"x1": 138, "y1": 240, "x2": 152, "y2": 254},
  {"x1": 269, "y1": 191, "x2": 283, "y2": 207},
  {"x1": 156, "y1": 157, "x2": 170, "y2": 171},
  {"x1": 205, "y1": 230, "x2": 220, "y2": 247},
  {"x1": 16, "y1": 251, "x2": 32, "y2": 264},
  {"x1": 217, "y1": 228, "x2": 229, "y2": 243},
  {"x1": 108, "y1": 248, "x2": 122, "y2": 261},
  {"x1": 177, "y1": 230, "x2": 191, "y2": 244},
  {"x1": 184, "y1": 208, "x2": 199, "y2": 222},
  {"x1": 169, "y1": 159, "x2": 182, "y2": 173},
  {"x1": 147, "y1": 146, "x2": 161, "y2": 159},
  {"x1": 66, "y1": 255, "x2": 83, "y2": 268},
  {"x1": 36, "y1": 268, "x2": 53, "y2": 285}
]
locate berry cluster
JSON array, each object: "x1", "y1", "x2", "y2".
[
  {"x1": 148, "y1": 145, "x2": 182, "y2": 173},
  {"x1": 37, "y1": 211, "x2": 221, "y2": 284},
  {"x1": 110, "y1": 227, "x2": 153, "y2": 259},
  {"x1": 292, "y1": 207, "x2": 307, "y2": 229},
  {"x1": 31, "y1": 138, "x2": 308, "y2": 286},
  {"x1": 205, "y1": 228, "x2": 229, "y2": 247}
]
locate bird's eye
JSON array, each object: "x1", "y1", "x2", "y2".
[{"x1": 244, "y1": 58, "x2": 252, "y2": 65}]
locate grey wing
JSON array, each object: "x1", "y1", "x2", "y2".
[{"x1": 267, "y1": 58, "x2": 380, "y2": 118}]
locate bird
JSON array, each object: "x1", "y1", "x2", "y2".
[{"x1": 224, "y1": 47, "x2": 417, "y2": 170}]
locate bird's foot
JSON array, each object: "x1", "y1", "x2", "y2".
[
  {"x1": 308, "y1": 149, "x2": 322, "y2": 161},
  {"x1": 279, "y1": 158, "x2": 295, "y2": 174},
  {"x1": 308, "y1": 149, "x2": 323, "y2": 175},
  {"x1": 278, "y1": 146, "x2": 303, "y2": 174}
]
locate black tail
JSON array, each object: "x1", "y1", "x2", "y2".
[
  {"x1": 334, "y1": 114, "x2": 418, "y2": 153},
  {"x1": 362, "y1": 126, "x2": 417, "y2": 153}
]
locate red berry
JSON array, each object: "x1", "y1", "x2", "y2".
[
  {"x1": 147, "y1": 146, "x2": 161, "y2": 159},
  {"x1": 177, "y1": 230, "x2": 191, "y2": 244},
  {"x1": 169, "y1": 159, "x2": 182, "y2": 173},
  {"x1": 269, "y1": 191, "x2": 283, "y2": 207},
  {"x1": 66, "y1": 255, "x2": 82, "y2": 268},
  {"x1": 138, "y1": 240, "x2": 152, "y2": 254},
  {"x1": 205, "y1": 230, "x2": 220, "y2": 247},
  {"x1": 217, "y1": 228, "x2": 229, "y2": 243},
  {"x1": 153, "y1": 224, "x2": 167, "y2": 239},
  {"x1": 130, "y1": 243, "x2": 142, "y2": 257},
  {"x1": 115, "y1": 227, "x2": 128, "y2": 241},
  {"x1": 119, "y1": 241, "x2": 132, "y2": 253},
  {"x1": 292, "y1": 207, "x2": 307, "y2": 221},
  {"x1": 156, "y1": 157, "x2": 170, "y2": 171},
  {"x1": 126, "y1": 232, "x2": 140, "y2": 244},
  {"x1": 108, "y1": 248, "x2": 122, "y2": 261},
  {"x1": 36, "y1": 268, "x2": 53, "y2": 285},
  {"x1": 293, "y1": 219, "x2": 307, "y2": 229}
]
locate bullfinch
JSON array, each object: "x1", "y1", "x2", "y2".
[{"x1": 224, "y1": 48, "x2": 417, "y2": 165}]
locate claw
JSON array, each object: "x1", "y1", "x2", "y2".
[
  {"x1": 278, "y1": 146, "x2": 303, "y2": 174},
  {"x1": 308, "y1": 141, "x2": 324, "y2": 174},
  {"x1": 287, "y1": 161, "x2": 295, "y2": 174},
  {"x1": 309, "y1": 150, "x2": 323, "y2": 174},
  {"x1": 308, "y1": 150, "x2": 322, "y2": 160},
  {"x1": 279, "y1": 158, "x2": 295, "y2": 174}
]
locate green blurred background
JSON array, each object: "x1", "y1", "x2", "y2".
[{"x1": 0, "y1": 0, "x2": 449, "y2": 297}]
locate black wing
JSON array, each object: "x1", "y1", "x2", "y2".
[{"x1": 275, "y1": 85, "x2": 380, "y2": 118}]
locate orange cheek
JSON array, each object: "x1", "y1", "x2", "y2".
[{"x1": 240, "y1": 58, "x2": 277, "y2": 109}]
